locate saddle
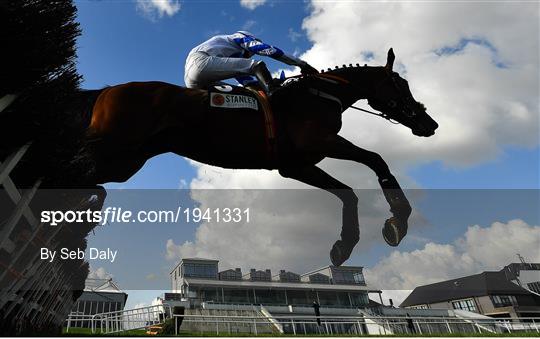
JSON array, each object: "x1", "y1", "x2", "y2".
[{"x1": 207, "y1": 84, "x2": 277, "y2": 162}]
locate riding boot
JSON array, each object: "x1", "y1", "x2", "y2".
[{"x1": 252, "y1": 61, "x2": 276, "y2": 94}]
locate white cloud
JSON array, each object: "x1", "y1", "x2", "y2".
[
  {"x1": 179, "y1": 179, "x2": 188, "y2": 189},
  {"x1": 88, "y1": 267, "x2": 113, "y2": 280},
  {"x1": 136, "y1": 0, "x2": 181, "y2": 21},
  {"x1": 166, "y1": 172, "x2": 427, "y2": 273},
  {"x1": 170, "y1": 3, "x2": 538, "y2": 278},
  {"x1": 379, "y1": 290, "x2": 413, "y2": 307},
  {"x1": 288, "y1": 28, "x2": 302, "y2": 42},
  {"x1": 240, "y1": 0, "x2": 267, "y2": 10},
  {"x1": 242, "y1": 19, "x2": 257, "y2": 31},
  {"x1": 299, "y1": 1, "x2": 539, "y2": 167},
  {"x1": 365, "y1": 219, "x2": 540, "y2": 292},
  {"x1": 133, "y1": 302, "x2": 148, "y2": 309}
]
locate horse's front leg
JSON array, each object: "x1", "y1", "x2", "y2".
[
  {"x1": 279, "y1": 165, "x2": 359, "y2": 266},
  {"x1": 321, "y1": 135, "x2": 412, "y2": 247}
]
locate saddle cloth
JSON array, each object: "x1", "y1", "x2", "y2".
[{"x1": 208, "y1": 84, "x2": 276, "y2": 161}]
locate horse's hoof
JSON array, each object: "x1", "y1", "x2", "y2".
[
  {"x1": 382, "y1": 217, "x2": 407, "y2": 247},
  {"x1": 330, "y1": 240, "x2": 353, "y2": 266}
]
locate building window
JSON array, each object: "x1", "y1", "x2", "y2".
[
  {"x1": 279, "y1": 271, "x2": 301, "y2": 283},
  {"x1": 451, "y1": 298, "x2": 477, "y2": 312},
  {"x1": 491, "y1": 295, "x2": 518, "y2": 308},
  {"x1": 219, "y1": 269, "x2": 242, "y2": 281},
  {"x1": 317, "y1": 291, "x2": 339, "y2": 306},
  {"x1": 411, "y1": 304, "x2": 429, "y2": 309},
  {"x1": 309, "y1": 273, "x2": 330, "y2": 284},
  {"x1": 254, "y1": 289, "x2": 286, "y2": 305},
  {"x1": 250, "y1": 270, "x2": 271, "y2": 282},
  {"x1": 527, "y1": 282, "x2": 540, "y2": 294},
  {"x1": 349, "y1": 292, "x2": 369, "y2": 307},
  {"x1": 332, "y1": 271, "x2": 352, "y2": 284},
  {"x1": 198, "y1": 287, "x2": 220, "y2": 302},
  {"x1": 223, "y1": 288, "x2": 251, "y2": 303},
  {"x1": 353, "y1": 272, "x2": 365, "y2": 284},
  {"x1": 336, "y1": 291, "x2": 351, "y2": 307},
  {"x1": 182, "y1": 263, "x2": 218, "y2": 279},
  {"x1": 287, "y1": 290, "x2": 312, "y2": 306},
  {"x1": 332, "y1": 269, "x2": 365, "y2": 285}
]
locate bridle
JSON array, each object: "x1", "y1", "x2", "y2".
[
  {"x1": 315, "y1": 69, "x2": 416, "y2": 125},
  {"x1": 369, "y1": 70, "x2": 419, "y2": 118}
]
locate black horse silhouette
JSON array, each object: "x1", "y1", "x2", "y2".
[{"x1": 84, "y1": 48, "x2": 438, "y2": 266}]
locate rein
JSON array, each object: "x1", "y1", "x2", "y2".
[{"x1": 348, "y1": 105, "x2": 400, "y2": 124}]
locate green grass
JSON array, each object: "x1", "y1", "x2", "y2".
[
  {"x1": 174, "y1": 332, "x2": 539, "y2": 337},
  {"x1": 62, "y1": 327, "x2": 540, "y2": 337},
  {"x1": 62, "y1": 327, "x2": 147, "y2": 336}
]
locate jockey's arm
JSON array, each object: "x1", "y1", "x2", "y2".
[{"x1": 235, "y1": 36, "x2": 318, "y2": 74}]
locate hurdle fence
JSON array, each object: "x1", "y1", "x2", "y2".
[{"x1": 0, "y1": 93, "x2": 81, "y2": 329}]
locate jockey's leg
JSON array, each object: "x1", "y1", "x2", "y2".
[
  {"x1": 279, "y1": 165, "x2": 359, "y2": 266},
  {"x1": 184, "y1": 53, "x2": 274, "y2": 92},
  {"x1": 319, "y1": 135, "x2": 411, "y2": 247},
  {"x1": 185, "y1": 52, "x2": 255, "y2": 88},
  {"x1": 184, "y1": 52, "x2": 212, "y2": 88},
  {"x1": 252, "y1": 61, "x2": 277, "y2": 94},
  {"x1": 203, "y1": 57, "x2": 275, "y2": 93},
  {"x1": 199, "y1": 56, "x2": 255, "y2": 80}
]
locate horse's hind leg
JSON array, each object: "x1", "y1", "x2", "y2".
[
  {"x1": 320, "y1": 135, "x2": 412, "y2": 247},
  {"x1": 279, "y1": 165, "x2": 359, "y2": 266}
]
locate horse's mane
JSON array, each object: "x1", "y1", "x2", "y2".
[
  {"x1": 280, "y1": 62, "x2": 377, "y2": 88},
  {"x1": 282, "y1": 63, "x2": 428, "y2": 112},
  {"x1": 321, "y1": 62, "x2": 371, "y2": 73}
]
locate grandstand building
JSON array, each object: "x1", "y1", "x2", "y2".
[
  {"x1": 160, "y1": 258, "x2": 540, "y2": 335},
  {"x1": 170, "y1": 257, "x2": 381, "y2": 309},
  {"x1": 164, "y1": 257, "x2": 387, "y2": 334}
]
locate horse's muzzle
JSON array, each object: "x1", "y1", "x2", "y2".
[
  {"x1": 412, "y1": 117, "x2": 438, "y2": 137},
  {"x1": 413, "y1": 128, "x2": 435, "y2": 137}
]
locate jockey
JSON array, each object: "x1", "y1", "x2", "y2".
[{"x1": 184, "y1": 31, "x2": 318, "y2": 93}]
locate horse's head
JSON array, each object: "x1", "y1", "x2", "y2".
[{"x1": 366, "y1": 49, "x2": 438, "y2": 137}]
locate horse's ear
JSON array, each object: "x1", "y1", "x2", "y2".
[{"x1": 386, "y1": 48, "x2": 395, "y2": 71}]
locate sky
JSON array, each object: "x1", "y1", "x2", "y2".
[{"x1": 74, "y1": 0, "x2": 539, "y2": 309}]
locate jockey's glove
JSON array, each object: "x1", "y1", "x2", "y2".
[{"x1": 300, "y1": 62, "x2": 319, "y2": 75}]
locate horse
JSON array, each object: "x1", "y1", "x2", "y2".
[{"x1": 85, "y1": 48, "x2": 438, "y2": 266}]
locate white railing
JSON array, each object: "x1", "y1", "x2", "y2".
[
  {"x1": 260, "y1": 305, "x2": 284, "y2": 334},
  {"x1": 0, "y1": 93, "x2": 41, "y2": 256},
  {"x1": 91, "y1": 303, "x2": 172, "y2": 334},
  {"x1": 171, "y1": 313, "x2": 540, "y2": 336},
  {"x1": 64, "y1": 313, "x2": 96, "y2": 333},
  {"x1": 0, "y1": 94, "x2": 52, "y2": 323}
]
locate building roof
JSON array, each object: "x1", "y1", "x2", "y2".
[
  {"x1": 501, "y1": 262, "x2": 540, "y2": 280},
  {"x1": 400, "y1": 271, "x2": 533, "y2": 307},
  {"x1": 84, "y1": 278, "x2": 125, "y2": 294},
  {"x1": 184, "y1": 277, "x2": 381, "y2": 293},
  {"x1": 170, "y1": 257, "x2": 219, "y2": 273},
  {"x1": 182, "y1": 257, "x2": 219, "y2": 262},
  {"x1": 301, "y1": 265, "x2": 363, "y2": 277}
]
